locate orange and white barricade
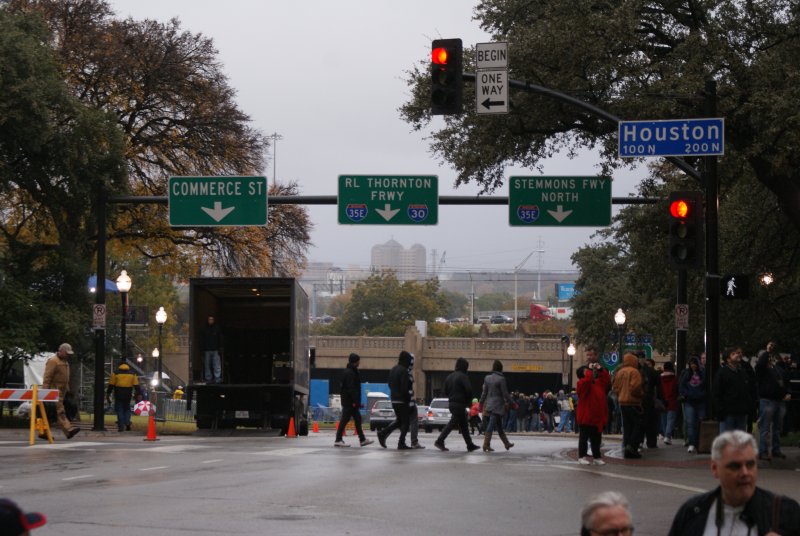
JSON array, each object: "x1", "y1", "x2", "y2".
[{"x1": 0, "y1": 386, "x2": 60, "y2": 445}]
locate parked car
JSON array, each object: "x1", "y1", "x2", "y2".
[
  {"x1": 424, "y1": 398, "x2": 451, "y2": 432},
  {"x1": 369, "y1": 400, "x2": 395, "y2": 431},
  {"x1": 416, "y1": 405, "x2": 428, "y2": 429},
  {"x1": 490, "y1": 314, "x2": 513, "y2": 324}
]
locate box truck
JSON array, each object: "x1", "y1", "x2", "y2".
[{"x1": 187, "y1": 278, "x2": 309, "y2": 433}]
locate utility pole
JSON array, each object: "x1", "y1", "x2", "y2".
[{"x1": 266, "y1": 132, "x2": 283, "y2": 187}]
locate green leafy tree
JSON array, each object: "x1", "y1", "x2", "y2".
[
  {"x1": 475, "y1": 292, "x2": 513, "y2": 312},
  {"x1": 440, "y1": 289, "x2": 469, "y2": 319},
  {"x1": 402, "y1": 0, "x2": 800, "y2": 230},
  {"x1": 332, "y1": 273, "x2": 446, "y2": 336},
  {"x1": 6, "y1": 0, "x2": 311, "y2": 277},
  {"x1": 0, "y1": 8, "x2": 126, "y2": 365},
  {"x1": 401, "y1": 0, "x2": 800, "y2": 351}
]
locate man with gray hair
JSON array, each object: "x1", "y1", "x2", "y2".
[
  {"x1": 668, "y1": 430, "x2": 800, "y2": 535},
  {"x1": 580, "y1": 491, "x2": 633, "y2": 536}
]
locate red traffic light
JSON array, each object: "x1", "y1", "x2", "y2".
[
  {"x1": 669, "y1": 199, "x2": 690, "y2": 219},
  {"x1": 432, "y1": 47, "x2": 449, "y2": 65}
]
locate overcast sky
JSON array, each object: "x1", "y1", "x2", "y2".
[{"x1": 108, "y1": 0, "x2": 642, "y2": 275}]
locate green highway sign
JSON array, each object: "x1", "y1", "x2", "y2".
[
  {"x1": 338, "y1": 175, "x2": 438, "y2": 225},
  {"x1": 509, "y1": 175, "x2": 611, "y2": 227},
  {"x1": 168, "y1": 176, "x2": 268, "y2": 227}
]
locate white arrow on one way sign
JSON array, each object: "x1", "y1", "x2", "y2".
[
  {"x1": 376, "y1": 204, "x2": 400, "y2": 221},
  {"x1": 201, "y1": 201, "x2": 236, "y2": 222},
  {"x1": 547, "y1": 205, "x2": 573, "y2": 222}
]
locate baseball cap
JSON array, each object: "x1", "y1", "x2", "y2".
[
  {"x1": 58, "y1": 343, "x2": 74, "y2": 355},
  {"x1": 0, "y1": 499, "x2": 47, "y2": 535}
]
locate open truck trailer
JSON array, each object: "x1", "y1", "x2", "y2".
[{"x1": 187, "y1": 278, "x2": 309, "y2": 433}]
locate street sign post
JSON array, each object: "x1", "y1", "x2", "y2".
[
  {"x1": 168, "y1": 176, "x2": 268, "y2": 227},
  {"x1": 476, "y1": 42, "x2": 508, "y2": 115},
  {"x1": 338, "y1": 175, "x2": 438, "y2": 225},
  {"x1": 675, "y1": 304, "x2": 689, "y2": 331},
  {"x1": 92, "y1": 304, "x2": 106, "y2": 330},
  {"x1": 509, "y1": 175, "x2": 611, "y2": 226},
  {"x1": 618, "y1": 118, "x2": 724, "y2": 158}
]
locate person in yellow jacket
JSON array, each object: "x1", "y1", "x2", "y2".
[
  {"x1": 172, "y1": 386, "x2": 185, "y2": 400},
  {"x1": 43, "y1": 343, "x2": 81, "y2": 439},
  {"x1": 106, "y1": 363, "x2": 140, "y2": 432},
  {"x1": 612, "y1": 352, "x2": 644, "y2": 459}
]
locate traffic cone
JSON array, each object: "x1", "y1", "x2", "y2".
[
  {"x1": 286, "y1": 417, "x2": 297, "y2": 438},
  {"x1": 143, "y1": 413, "x2": 159, "y2": 442},
  {"x1": 312, "y1": 421, "x2": 319, "y2": 433}
]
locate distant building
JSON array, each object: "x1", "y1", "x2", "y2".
[{"x1": 370, "y1": 239, "x2": 426, "y2": 281}]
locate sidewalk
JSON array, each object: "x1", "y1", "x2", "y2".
[{"x1": 512, "y1": 430, "x2": 800, "y2": 470}]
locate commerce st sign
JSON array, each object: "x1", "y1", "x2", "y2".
[
  {"x1": 168, "y1": 176, "x2": 268, "y2": 227},
  {"x1": 338, "y1": 175, "x2": 438, "y2": 225},
  {"x1": 618, "y1": 118, "x2": 724, "y2": 158},
  {"x1": 509, "y1": 175, "x2": 611, "y2": 226}
]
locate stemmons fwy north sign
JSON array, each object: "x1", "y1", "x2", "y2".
[
  {"x1": 509, "y1": 175, "x2": 611, "y2": 227},
  {"x1": 338, "y1": 175, "x2": 438, "y2": 225},
  {"x1": 168, "y1": 176, "x2": 268, "y2": 227}
]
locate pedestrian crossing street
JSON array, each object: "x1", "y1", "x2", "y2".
[{"x1": 0, "y1": 439, "x2": 559, "y2": 466}]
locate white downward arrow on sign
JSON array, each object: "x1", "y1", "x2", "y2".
[
  {"x1": 201, "y1": 201, "x2": 236, "y2": 222},
  {"x1": 375, "y1": 204, "x2": 400, "y2": 221},
  {"x1": 547, "y1": 205, "x2": 573, "y2": 222}
]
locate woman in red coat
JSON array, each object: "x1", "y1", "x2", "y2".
[{"x1": 576, "y1": 363, "x2": 611, "y2": 465}]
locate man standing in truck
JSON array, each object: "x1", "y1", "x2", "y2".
[
  {"x1": 202, "y1": 315, "x2": 223, "y2": 384},
  {"x1": 334, "y1": 353, "x2": 373, "y2": 447}
]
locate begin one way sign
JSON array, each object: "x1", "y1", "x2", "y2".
[{"x1": 476, "y1": 42, "x2": 508, "y2": 115}]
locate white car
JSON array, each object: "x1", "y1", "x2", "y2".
[{"x1": 423, "y1": 398, "x2": 451, "y2": 432}]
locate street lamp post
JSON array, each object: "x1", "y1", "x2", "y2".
[
  {"x1": 567, "y1": 343, "x2": 576, "y2": 389},
  {"x1": 115, "y1": 270, "x2": 132, "y2": 368},
  {"x1": 155, "y1": 307, "x2": 167, "y2": 393},
  {"x1": 560, "y1": 335, "x2": 570, "y2": 388},
  {"x1": 614, "y1": 308, "x2": 626, "y2": 361},
  {"x1": 150, "y1": 348, "x2": 159, "y2": 401}
]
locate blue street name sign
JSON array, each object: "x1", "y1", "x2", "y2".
[{"x1": 618, "y1": 118, "x2": 724, "y2": 158}]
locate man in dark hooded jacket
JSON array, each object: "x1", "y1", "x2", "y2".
[
  {"x1": 378, "y1": 351, "x2": 413, "y2": 450},
  {"x1": 434, "y1": 357, "x2": 480, "y2": 452},
  {"x1": 334, "y1": 353, "x2": 373, "y2": 448}
]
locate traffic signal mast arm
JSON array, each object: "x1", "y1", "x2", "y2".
[{"x1": 459, "y1": 72, "x2": 702, "y2": 182}]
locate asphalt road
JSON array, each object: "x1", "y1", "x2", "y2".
[{"x1": 1, "y1": 429, "x2": 798, "y2": 536}]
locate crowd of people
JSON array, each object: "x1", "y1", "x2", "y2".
[{"x1": 332, "y1": 341, "x2": 798, "y2": 465}]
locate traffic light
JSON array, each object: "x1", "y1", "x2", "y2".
[
  {"x1": 431, "y1": 38, "x2": 463, "y2": 115},
  {"x1": 668, "y1": 190, "x2": 703, "y2": 269}
]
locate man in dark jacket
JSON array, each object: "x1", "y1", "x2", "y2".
[
  {"x1": 713, "y1": 347, "x2": 754, "y2": 433},
  {"x1": 334, "y1": 353, "x2": 373, "y2": 448},
  {"x1": 378, "y1": 351, "x2": 413, "y2": 450},
  {"x1": 668, "y1": 430, "x2": 800, "y2": 536},
  {"x1": 640, "y1": 356, "x2": 662, "y2": 448},
  {"x1": 434, "y1": 357, "x2": 480, "y2": 452},
  {"x1": 755, "y1": 341, "x2": 790, "y2": 460}
]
